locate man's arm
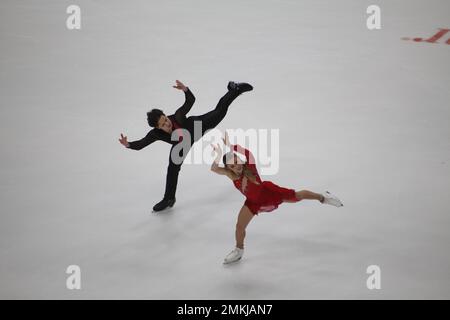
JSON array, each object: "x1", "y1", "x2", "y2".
[
  {"x1": 174, "y1": 88, "x2": 195, "y2": 121},
  {"x1": 173, "y1": 80, "x2": 195, "y2": 121},
  {"x1": 127, "y1": 130, "x2": 158, "y2": 150}
]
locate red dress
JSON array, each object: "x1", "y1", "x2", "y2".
[{"x1": 231, "y1": 144, "x2": 299, "y2": 215}]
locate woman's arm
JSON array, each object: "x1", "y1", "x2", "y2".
[
  {"x1": 210, "y1": 143, "x2": 224, "y2": 172},
  {"x1": 231, "y1": 144, "x2": 256, "y2": 165},
  {"x1": 221, "y1": 131, "x2": 256, "y2": 165},
  {"x1": 210, "y1": 144, "x2": 233, "y2": 178}
]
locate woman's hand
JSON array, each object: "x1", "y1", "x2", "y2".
[
  {"x1": 210, "y1": 143, "x2": 228, "y2": 175},
  {"x1": 172, "y1": 80, "x2": 188, "y2": 92},
  {"x1": 119, "y1": 133, "x2": 129, "y2": 148},
  {"x1": 222, "y1": 131, "x2": 231, "y2": 147},
  {"x1": 211, "y1": 143, "x2": 222, "y2": 157}
]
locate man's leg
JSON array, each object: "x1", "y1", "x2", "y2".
[
  {"x1": 192, "y1": 90, "x2": 240, "y2": 135},
  {"x1": 163, "y1": 159, "x2": 181, "y2": 200},
  {"x1": 153, "y1": 146, "x2": 186, "y2": 212},
  {"x1": 190, "y1": 82, "x2": 253, "y2": 135}
]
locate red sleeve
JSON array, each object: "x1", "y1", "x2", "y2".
[{"x1": 232, "y1": 144, "x2": 256, "y2": 165}]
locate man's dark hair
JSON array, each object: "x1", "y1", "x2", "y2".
[{"x1": 147, "y1": 109, "x2": 164, "y2": 127}]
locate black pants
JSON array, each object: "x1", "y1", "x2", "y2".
[{"x1": 163, "y1": 90, "x2": 240, "y2": 200}]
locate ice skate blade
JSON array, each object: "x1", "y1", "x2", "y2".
[
  {"x1": 151, "y1": 207, "x2": 174, "y2": 214},
  {"x1": 223, "y1": 257, "x2": 242, "y2": 265}
]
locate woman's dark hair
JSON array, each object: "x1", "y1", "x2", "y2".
[
  {"x1": 223, "y1": 151, "x2": 256, "y2": 181},
  {"x1": 147, "y1": 109, "x2": 164, "y2": 127}
]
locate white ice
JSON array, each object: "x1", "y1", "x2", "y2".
[{"x1": 0, "y1": 0, "x2": 449, "y2": 299}]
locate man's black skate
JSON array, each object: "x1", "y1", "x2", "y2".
[
  {"x1": 227, "y1": 81, "x2": 253, "y2": 94},
  {"x1": 152, "y1": 198, "x2": 176, "y2": 212}
]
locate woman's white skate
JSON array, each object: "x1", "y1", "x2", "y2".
[
  {"x1": 322, "y1": 191, "x2": 344, "y2": 207},
  {"x1": 223, "y1": 247, "x2": 244, "y2": 264}
]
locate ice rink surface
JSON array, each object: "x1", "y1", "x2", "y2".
[{"x1": 0, "y1": 0, "x2": 449, "y2": 299}]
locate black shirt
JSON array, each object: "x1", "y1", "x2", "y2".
[{"x1": 127, "y1": 88, "x2": 196, "y2": 150}]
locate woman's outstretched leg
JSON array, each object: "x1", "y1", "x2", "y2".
[
  {"x1": 287, "y1": 190, "x2": 344, "y2": 207},
  {"x1": 223, "y1": 205, "x2": 254, "y2": 264},
  {"x1": 295, "y1": 190, "x2": 324, "y2": 202}
]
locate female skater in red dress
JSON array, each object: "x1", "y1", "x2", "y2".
[{"x1": 211, "y1": 132, "x2": 343, "y2": 264}]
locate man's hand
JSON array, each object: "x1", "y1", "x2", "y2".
[
  {"x1": 172, "y1": 80, "x2": 188, "y2": 92},
  {"x1": 119, "y1": 133, "x2": 130, "y2": 148}
]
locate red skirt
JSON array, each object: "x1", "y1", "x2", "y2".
[{"x1": 244, "y1": 181, "x2": 299, "y2": 215}]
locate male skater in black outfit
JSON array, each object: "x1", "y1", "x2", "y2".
[{"x1": 119, "y1": 80, "x2": 253, "y2": 212}]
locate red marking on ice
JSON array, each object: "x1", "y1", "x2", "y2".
[{"x1": 403, "y1": 28, "x2": 450, "y2": 45}]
